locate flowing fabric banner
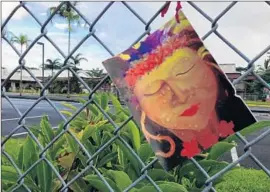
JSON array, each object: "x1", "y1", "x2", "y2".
[{"x1": 102, "y1": 11, "x2": 256, "y2": 170}]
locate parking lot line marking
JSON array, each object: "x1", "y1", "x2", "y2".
[
  {"x1": 231, "y1": 147, "x2": 240, "y2": 166},
  {"x1": 1, "y1": 115, "x2": 48, "y2": 122}
]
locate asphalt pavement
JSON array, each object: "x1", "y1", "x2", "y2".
[{"x1": 1, "y1": 98, "x2": 270, "y2": 170}]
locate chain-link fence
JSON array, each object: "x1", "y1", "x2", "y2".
[{"x1": 1, "y1": 1, "x2": 270, "y2": 192}]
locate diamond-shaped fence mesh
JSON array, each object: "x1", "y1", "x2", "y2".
[{"x1": 1, "y1": 1, "x2": 270, "y2": 192}]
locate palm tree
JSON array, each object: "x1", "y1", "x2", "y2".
[
  {"x1": 256, "y1": 52, "x2": 270, "y2": 74},
  {"x1": 87, "y1": 68, "x2": 106, "y2": 78},
  {"x1": 10, "y1": 34, "x2": 31, "y2": 96},
  {"x1": 48, "y1": 2, "x2": 81, "y2": 97},
  {"x1": 44, "y1": 58, "x2": 62, "y2": 77},
  {"x1": 69, "y1": 53, "x2": 87, "y2": 70}
]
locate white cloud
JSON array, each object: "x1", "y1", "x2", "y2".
[
  {"x1": 53, "y1": 22, "x2": 82, "y2": 30},
  {"x1": 54, "y1": 22, "x2": 68, "y2": 30},
  {"x1": 2, "y1": 2, "x2": 29, "y2": 20},
  {"x1": 38, "y1": 2, "x2": 61, "y2": 8},
  {"x1": 47, "y1": 32, "x2": 67, "y2": 36}
]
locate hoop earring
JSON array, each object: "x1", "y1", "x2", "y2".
[{"x1": 140, "y1": 111, "x2": 176, "y2": 158}]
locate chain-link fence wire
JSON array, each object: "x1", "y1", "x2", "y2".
[{"x1": 1, "y1": 1, "x2": 270, "y2": 192}]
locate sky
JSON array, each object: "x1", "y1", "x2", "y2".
[{"x1": 1, "y1": 1, "x2": 270, "y2": 73}]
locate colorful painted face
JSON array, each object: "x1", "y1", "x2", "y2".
[{"x1": 133, "y1": 47, "x2": 218, "y2": 131}]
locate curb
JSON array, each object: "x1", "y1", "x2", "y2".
[
  {"x1": 2, "y1": 94, "x2": 86, "y2": 103},
  {"x1": 2, "y1": 94, "x2": 270, "y2": 113},
  {"x1": 2, "y1": 94, "x2": 126, "y2": 105}
]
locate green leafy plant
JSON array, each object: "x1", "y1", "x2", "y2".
[
  {"x1": 2, "y1": 93, "x2": 270, "y2": 192},
  {"x1": 2, "y1": 117, "x2": 66, "y2": 192}
]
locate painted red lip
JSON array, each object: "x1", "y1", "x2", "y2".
[{"x1": 180, "y1": 103, "x2": 200, "y2": 117}]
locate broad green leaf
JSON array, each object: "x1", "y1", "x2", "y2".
[
  {"x1": 58, "y1": 152, "x2": 75, "y2": 169},
  {"x1": 109, "y1": 93, "x2": 122, "y2": 112},
  {"x1": 117, "y1": 112, "x2": 140, "y2": 152},
  {"x1": 87, "y1": 104, "x2": 99, "y2": 117},
  {"x1": 101, "y1": 93, "x2": 109, "y2": 110},
  {"x1": 104, "y1": 170, "x2": 132, "y2": 191},
  {"x1": 40, "y1": 116, "x2": 54, "y2": 143},
  {"x1": 93, "y1": 94, "x2": 101, "y2": 105},
  {"x1": 17, "y1": 145, "x2": 24, "y2": 169},
  {"x1": 54, "y1": 122, "x2": 64, "y2": 137},
  {"x1": 81, "y1": 124, "x2": 96, "y2": 143},
  {"x1": 60, "y1": 110, "x2": 73, "y2": 117},
  {"x1": 225, "y1": 121, "x2": 270, "y2": 143},
  {"x1": 68, "y1": 170, "x2": 89, "y2": 192},
  {"x1": 51, "y1": 136, "x2": 66, "y2": 160},
  {"x1": 99, "y1": 124, "x2": 114, "y2": 132},
  {"x1": 71, "y1": 118, "x2": 87, "y2": 131},
  {"x1": 115, "y1": 139, "x2": 141, "y2": 176},
  {"x1": 22, "y1": 136, "x2": 38, "y2": 172},
  {"x1": 77, "y1": 98, "x2": 87, "y2": 105},
  {"x1": 207, "y1": 142, "x2": 235, "y2": 160},
  {"x1": 38, "y1": 133, "x2": 46, "y2": 147},
  {"x1": 147, "y1": 169, "x2": 175, "y2": 182},
  {"x1": 179, "y1": 160, "x2": 229, "y2": 185},
  {"x1": 3, "y1": 137, "x2": 24, "y2": 162},
  {"x1": 36, "y1": 161, "x2": 53, "y2": 192},
  {"x1": 100, "y1": 132, "x2": 112, "y2": 146},
  {"x1": 61, "y1": 102, "x2": 78, "y2": 111},
  {"x1": 120, "y1": 107, "x2": 131, "y2": 116},
  {"x1": 125, "y1": 119, "x2": 141, "y2": 153},
  {"x1": 52, "y1": 179, "x2": 62, "y2": 192},
  {"x1": 124, "y1": 164, "x2": 138, "y2": 182},
  {"x1": 1, "y1": 165, "x2": 19, "y2": 184},
  {"x1": 84, "y1": 174, "x2": 120, "y2": 192},
  {"x1": 77, "y1": 152, "x2": 88, "y2": 167},
  {"x1": 138, "y1": 143, "x2": 154, "y2": 163},
  {"x1": 97, "y1": 152, "x2": 117, "y2": 168},
  {"x1": 29, "y1": 125, "x2": 42, "y2": 138},
  {"x1": 84, "y1": 139, "x2": 97, "y2": 154},
  {"x1": 117, "y1": 147, "x2": 126, "y2": 167},
  {"x1": 139, "y1": 182, "x2": 188, "y2": 192},
  {"x1": 106, "y1": 111, "x2": 118, "y2": 122},
  {"x1": 1, "y1": 166, "x2": 39, "y2": 191},
  {"x1": 65, "y1": 133, "x2": 79, "y2": 153}
]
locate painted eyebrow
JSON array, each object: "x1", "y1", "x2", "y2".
[{"x1": 176, "y1": 62, "x2": 196, "y2": 76}]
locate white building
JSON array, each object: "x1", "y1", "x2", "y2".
[{"x1": 1, "y1": 67, "x2": 90, "y2": 92}]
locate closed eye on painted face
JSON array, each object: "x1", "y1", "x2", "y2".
[{"x1": 143, "y1": 80, "x2": 164, "y2": 96}]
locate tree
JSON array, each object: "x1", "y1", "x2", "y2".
[
  {"x1": 264, "y1": 52, "x2": 270, "y2": 71},
  {"x1": 86, "y1": 68, "x2": 106, "y2": 78},
  {"x1": 236, "y1": 66, "x2": 247, "y2": 73},
  {"x1": 48, "y1": 1, "x2": 81, "y2": 97},
  {"x1": 10, "y1": 34, "x2": 31, "y2": 96},
  {"x1": 44, "y1": 58, "x2": 62, "y2": 76},
  {"x1": 69, "y1": 53, "x2": 87, "y2": 72}
]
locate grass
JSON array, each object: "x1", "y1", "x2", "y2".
[
  {"x1": 215, "y1": 168, "x2": 270, "y2": 192},
  {"x1": 245, "y1": 100, "x2": 270, "y2": 107}
]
